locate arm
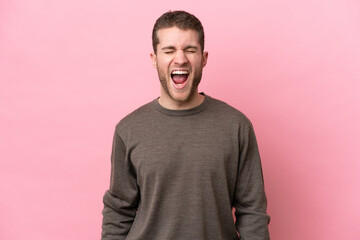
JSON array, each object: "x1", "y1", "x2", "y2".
[
  {"x1": 101, "y1": 128, "x2": 139, "y2": 240},
  {"x1": 234, "y1": 123, "x2": 270, "y2": 240}
]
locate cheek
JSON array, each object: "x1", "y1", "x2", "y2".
[
  {"x1": 190, "y1": 60, "x2": 203, "y2": 71},
  {"x1": 157, "y1": 59, "x2": 171, "y2": 70}
]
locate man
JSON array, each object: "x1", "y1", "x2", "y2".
[{"x1": 102, "y1": 10, "x2": 270, "y2": 240}]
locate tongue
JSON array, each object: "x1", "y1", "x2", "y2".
[{"x1": 172, "y1": 74, "x2": 187, "y2": 84}]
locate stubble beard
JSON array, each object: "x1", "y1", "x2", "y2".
[{"x1": 157, "y1": 68, "x2": 203, "y2": 104}]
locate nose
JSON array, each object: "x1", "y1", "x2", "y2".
[{"x1": 173, "y1": 50, "x2": 188, "y2": 65}]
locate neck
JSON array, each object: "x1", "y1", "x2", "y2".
[{"x1": 158, "y1": 92, "x2": 204, "y2": 110}]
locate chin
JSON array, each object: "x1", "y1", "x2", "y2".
[{"x1": 170, "y1": 90, "x2": 195, "y2": 103}]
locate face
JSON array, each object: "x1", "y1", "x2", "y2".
[{"x1": 151, "y1": 27, "x2": 208, "y2": 107}]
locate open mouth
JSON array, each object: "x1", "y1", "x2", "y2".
[{"x1": 171, "y1": 70, "x2": 189, "y2": 89}]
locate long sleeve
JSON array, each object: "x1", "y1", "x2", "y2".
[
  {"x1": 101, "y1": 128, "x2": 140, "y2": 240},
  {"x1": 233, "y1": 123, "x2": 270, "y2": 240}
]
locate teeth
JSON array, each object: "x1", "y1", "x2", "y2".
[{"x1": 172, "y1": 70, "x2": 188, "y2": 75}]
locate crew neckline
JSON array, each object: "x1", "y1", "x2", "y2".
[{"x1": 153, "y1": 93, "x2": 211, "y2": 116}]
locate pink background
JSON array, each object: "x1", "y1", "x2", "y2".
[{"x1": 1, "y1": 0, "x2": 360, "y2": 239}]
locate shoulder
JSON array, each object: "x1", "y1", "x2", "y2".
[
  {"x1": 115, "y1": 99, "x2": 157, "y2": 132},
  {"x1": 207, "y1": 95, "x2": 253, "y2": 127},
  {"x1": 207, "y1": 96, "x2": 258, "y2": 144}
]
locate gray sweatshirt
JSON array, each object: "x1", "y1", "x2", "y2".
[{"x1": 102, "y1": 94, "x2": 270, "y2": 240}]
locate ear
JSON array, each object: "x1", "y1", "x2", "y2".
[
  {"x1": 202, "y1": 51, "x2": 208, "y2": 68},
  {"x1": 150, "y1": 52, "x2": 157, "y2": 69}
]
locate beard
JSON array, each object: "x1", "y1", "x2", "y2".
[{"x1": 157, "y1": 67, "x2": 203, "y2": 104}]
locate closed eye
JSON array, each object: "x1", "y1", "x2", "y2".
[
  {"x1": 161, "y1": 46, "x2": 176, "y2": 54},
  {"x1": 184, "y1": 46, "x2": 198, "y2": 53}
]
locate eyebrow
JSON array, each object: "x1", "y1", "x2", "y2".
[
  {"x1": 184, "y1": 45, "x2": 198, "y2": 50},
  {"x1": 161, "y1": 46, "x2": 176, "y2": 51}
]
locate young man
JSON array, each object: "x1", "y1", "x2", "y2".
[{"x1": 102, "y1": 10, "x2": 270, "y2": 240}]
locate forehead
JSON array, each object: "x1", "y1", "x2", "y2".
[{"x1": 156, "y1": 27, "x2": 200, "y2": 47}]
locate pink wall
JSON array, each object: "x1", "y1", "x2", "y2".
[{"x1": 1, "y1": 0, "x2": 359, "y2": 239}]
